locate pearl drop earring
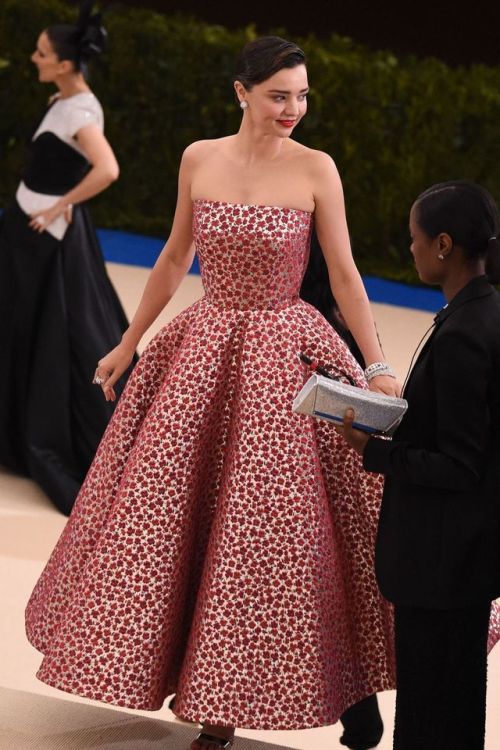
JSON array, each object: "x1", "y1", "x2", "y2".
[
  {"x1": 438, "y1": 253, "x2": 445, "y2": 260},
  {"x1": 240, "y1": 100, "x2": 248, "y2": 110}
]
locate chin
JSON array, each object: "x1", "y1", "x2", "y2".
[
  {"x1": 273, "y1": 126, "x2": 291, "y2": 138},
  {"x1": 420, "y1": 274, "x2": 439, "y2": 286}
]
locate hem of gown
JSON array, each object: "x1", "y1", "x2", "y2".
[
  {"x1": 173, "y1": 677, "x2": 395, "y2": 730},
  {"x1": 34, "y1": 663, "x2": 395, "y2": 730},
  {"x1": 34, "y1": 669, "x2": 165, "y2": 712}
]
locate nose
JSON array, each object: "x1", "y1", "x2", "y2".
[{"x1": 284, "y1": 103, "x2": 299, "y2": 117}]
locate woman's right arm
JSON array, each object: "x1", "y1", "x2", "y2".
[{"x1": 97, "y1": 143, "x2": 200, "y2": 400}]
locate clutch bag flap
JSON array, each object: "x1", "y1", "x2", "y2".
[{"x1": 293, "y1": 373, "x2": 408, "y2": 435}]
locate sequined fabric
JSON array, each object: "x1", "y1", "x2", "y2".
[{"x1": 26, "y1": 200, "x2": 395, "y2": 730}]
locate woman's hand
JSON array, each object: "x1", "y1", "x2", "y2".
[
  {"x1": 368, "y1": 374, "x2": 402, "y2": 397},
  {"x1": 334, "y1": 408, "x2": 370, "y2": 455},
  {"x1": 93, "y1": 341, "x2": 136, "y2": 402},
  {"x1": 29, "y1": 201, "x2": 73, "y2": 233}
]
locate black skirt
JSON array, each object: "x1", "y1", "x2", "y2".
[{"x1": 0, "y1": 200, "x2": 134, "y2": 515}]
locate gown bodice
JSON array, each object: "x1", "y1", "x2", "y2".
[
  {"x1": 21, "y1": 92, "x2": 103, "y2": 196},
  {"x1": 193, "y1": 199, "x2": 313, "y2": 310},
  {"x1": 16, "y1": 93, "x2": 104, "y2": 240},
  {"x1": 22, "y1": 133, "x2": 91, "y2": 195}
]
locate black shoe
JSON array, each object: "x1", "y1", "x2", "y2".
[{"x1": 339, "y1": 694, "x2": 384, "y2": 749}]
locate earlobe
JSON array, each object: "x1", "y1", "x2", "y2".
[
  {"x1": 234, "y1": 80, "x2": 248, "y2": 104},
  {"x1": 438, "y1": 232, "x2": 453, "y2": 259}
]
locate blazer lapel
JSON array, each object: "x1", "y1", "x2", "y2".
[
  {"x1": 402, "y1": 321, "x2": 438, "y2": 396},
  {"x1": 401, "y1": 276, "x2": 495, "y2": 397}
]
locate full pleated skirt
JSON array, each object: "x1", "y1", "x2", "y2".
[{"x1": 26, "y1": 297, "x2": 395, "y2": 729}]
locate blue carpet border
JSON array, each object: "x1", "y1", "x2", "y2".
[{"x1": 99, "y1": 227, "x2": 444, "y2": 313}]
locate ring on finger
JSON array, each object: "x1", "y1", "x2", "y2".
[{"x1": 93, "y1": 370, "x2": 109, "y2": 386}]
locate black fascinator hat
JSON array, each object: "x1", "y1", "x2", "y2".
[
  {"x1": 46, "y1": 1, "x2": 107, "y2": 77},
  {"x1": 76, "y1": 0, "x2": 107, "y2": 60}
]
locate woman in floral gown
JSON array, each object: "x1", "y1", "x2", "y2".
[{"x1": 26, "y1": 36, "x2": 398, "y2": 750}]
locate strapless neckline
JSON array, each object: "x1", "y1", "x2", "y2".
[{"x1": 193, "y1": 198, "x2": 314, "y2": 216}]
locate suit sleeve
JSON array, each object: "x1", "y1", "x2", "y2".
[{"x1": 363, "y1": 327, "x2": 491, "y2": 491}]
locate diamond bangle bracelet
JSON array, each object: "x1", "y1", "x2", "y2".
[{"x1": 364, "y1": 361, "x2": 396, "y2": 381}]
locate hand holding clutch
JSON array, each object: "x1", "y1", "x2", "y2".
[
  {"x1": 334, "y1": 408, "x2": 371, "y2": 455},
  {"x1": 293, "y1": 371, "x2": 408, "y2": 435}
]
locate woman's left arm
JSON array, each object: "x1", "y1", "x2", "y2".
[
  {"x1": 29, "y1": 124, "x2": 119, "y2": 231},
  {"x1": 312, "y1": 152, "x2": 399, "y2": 395}
]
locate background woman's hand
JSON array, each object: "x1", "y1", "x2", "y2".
[
  {"x1": 29, "y1": 201, "x2": 73, "y2": 233},
  {"x1": 93, "y1": 342, "x2": 135, "y2": 402},
  {"x1": 368, "y1": 373, "x2": 402, "y2": 397}
]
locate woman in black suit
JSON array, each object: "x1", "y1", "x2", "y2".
[{"x1": 338, "y1": 180, "x2": 500, "y2": 750}]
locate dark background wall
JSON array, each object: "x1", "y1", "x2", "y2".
[
  {"x1": 3, "y1": 0, "x2": 499, "y2": 283},
  {"x1": 66, "y1": 0, "x2": 500, "y2": 66}
]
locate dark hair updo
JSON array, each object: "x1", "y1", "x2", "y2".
[
  {"x1": 46, "y1": 0, "x2": 106, "y2": 77},
  {"x1": 234, "y1": 36, "x2": 306, "y2": 90},
  {"x1": 414, "y1": 180, "x2": 500, "y2": 284}
]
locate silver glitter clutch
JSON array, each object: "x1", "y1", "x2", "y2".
[{"x1": 293, "y1": 373, "x2": 408, "y2": 435}]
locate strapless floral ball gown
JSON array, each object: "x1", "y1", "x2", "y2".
[{"x1": 26, "y1": 199, "x2": 395, "y2": 729}]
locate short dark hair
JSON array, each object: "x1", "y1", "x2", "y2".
[
  {"x1": 234, "y1": 36, "x2": 306, "y2": 90},
  {"x1": 414, "y1": 180, "x2": 500, "y2": 283},
  {"x1": 46, "y1": 1, "x2": 106, "y2": 76}
]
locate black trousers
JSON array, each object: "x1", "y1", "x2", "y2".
[
  {"x1": 340, "y1": 694, "x2": 383, "y2": 748},
  {"x1": 393, "y1": 602, "x2": 491, "y2": 750}
]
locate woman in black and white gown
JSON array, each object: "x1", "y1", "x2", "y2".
[{"x1": 0, "y1": 3, "x2": 133, "y2": 515}]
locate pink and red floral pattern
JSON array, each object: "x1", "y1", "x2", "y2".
[
  {"x1": 26, "y1": 200, "x2": 395, "y2": 730},
  {"x1": 488, "y1": 602, "x2": 500, "y2": 653}
]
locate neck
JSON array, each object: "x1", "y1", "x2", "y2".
[
  {"x1": 233, "y1": 118, "x2": 287, "y2": 164},
  {"x1": 55, "y1": 73, "x2": 90, "y2": 99},
  {"x1": 442, "y1": 263, "x2": 485, "y2": 302}
]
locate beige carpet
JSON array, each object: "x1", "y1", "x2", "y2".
[{"x1": 0, "y1": 687, "x2": 294, "y2": 750}]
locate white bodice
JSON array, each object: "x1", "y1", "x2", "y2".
[{"x1": 33, "y1": 92, "x2": 104, "y2": 155}]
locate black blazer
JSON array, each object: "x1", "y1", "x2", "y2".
[{"x1": 364, "y1": 276, "x2": 500, "y2": 609}]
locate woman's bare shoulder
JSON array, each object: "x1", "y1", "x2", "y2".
[
  {"x1": 182, "y1": 136, "x2": 234, "y2": 164},
  {"x1": 303, "y1": 145, "x2": 338, "y2": 171},
  {"x1": 285, "y1": 141, "x2": 337, "y2": 175}
]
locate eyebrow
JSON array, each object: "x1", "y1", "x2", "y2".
[{"x1": 267, "y1": 88, "x2": 309, "y2": 94}]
